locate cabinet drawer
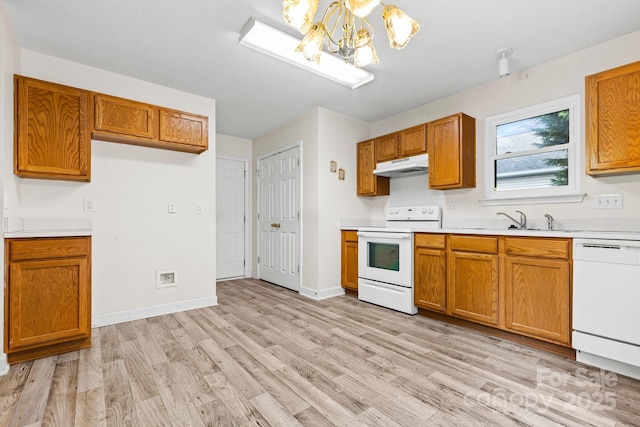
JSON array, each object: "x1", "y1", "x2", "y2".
[
  {"x1": 342, "y1": 230, "x2": 358, "y2": 241},
  {"x1": 505, "y1": 237, "x2": 570, "y2": 259},
  {"x1": 449, "y1": 235, "x2": 497, "y2": 254},
  {"x1": 415, "y1": 233, "x2": 445, "y2": 249},
  {"x1": 8, "y1": 237, "x2": 90, "y2": 261}
]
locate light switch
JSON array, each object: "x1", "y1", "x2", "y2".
[{"x1": 168, "y1": 201, "x2": 177, "y2": 213}]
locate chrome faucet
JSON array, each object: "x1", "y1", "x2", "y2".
[
  {"x1": 544, "y1": 214, "x2": 554, "y2": 231},
  {"x1": 497, "y1": 211, "x2": 527, "y2": 229}
]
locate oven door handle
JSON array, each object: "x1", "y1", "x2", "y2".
[{"x1": 357, "y1": 232, "x2": 412, "y2": 239}]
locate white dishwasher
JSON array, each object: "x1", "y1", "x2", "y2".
[{"x1": 573, "y1": 238, "x2": 640, "y2": 380}]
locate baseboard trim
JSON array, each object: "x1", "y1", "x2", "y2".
[
  {"x1": 299, "y1": 286, "x2": 345, "y2": 300},
  {"x1": 0, "y1": 354, "x2": 9, "y2": 376},
  {"x1": 92, "y1": 296, "x2": 218, "y2": 327}
]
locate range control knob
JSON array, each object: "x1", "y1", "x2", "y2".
[{"x1": 428, "y1": 208, "x2": 434, "y2": 214}]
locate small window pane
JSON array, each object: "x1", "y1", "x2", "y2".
[
  {"x1": 495, "y1": 149, "x2": 569, "y2": 191},
  {"x1": 496, "y1": 110, "x2": 570, "y2": 155}
]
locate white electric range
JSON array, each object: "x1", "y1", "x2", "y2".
[{"x1": 357, "y1": 206, "x2": 441, "y2": 314}]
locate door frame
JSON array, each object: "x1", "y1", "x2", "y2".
[
  {"x1": 256, "y1": 140, "x2": 303, "y2": 292},
  {"x1": 216, "y1": 155, "x2": 250, "y2": 279}
]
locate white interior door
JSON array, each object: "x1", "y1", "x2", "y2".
[
  {"x1": 216, "y1": 157, "x2": 246, "y2": 280},
  {"x1": 258, "y1": 145, "x2": 301, "y2": 291}
]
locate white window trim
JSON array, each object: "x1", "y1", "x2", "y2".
[{"x1": 480, "y1": 94, "x2": 585, "y2": 206}]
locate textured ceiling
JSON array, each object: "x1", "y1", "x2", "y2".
[{"x1": 4, "y1": 0, "x2": 640, "y2": 139}]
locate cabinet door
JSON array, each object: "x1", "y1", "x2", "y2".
[
  {"x1": 8, "y1": 257, "x2": 90, "y2": 352},
  {"x1": 375, "y1": 133, "x2": 399, "y2": 162},
  {"x1": 427, "y1": 113, "x2": 475, "y2": 189},
  {"x1": 398, "y1": 124, "x2": 426, "y2": 158},
  {"x1": 341, "y1": 231, "x2": 358, "y2": 290},
  {"x1": 586, "y1": 61, "x2": 640, "y2": 175},
  {"x1": 159, "y1": 109, "x2": 208, "y2": 150},
  {"x1": 505, "y1": 257, "x2": 570, "y2": 345},
  {"x1": 15, "y1": 75, "x2": 90, "y2": 181},
  {"x1": 414, "y1": 247, "x2": 446, "y2": 312},
  {"x1": 448, "y1": 251, "x2": 499, "y2": 325},
  {"x1": 357, "y1": 140, "x2": 389, "y2": 196},
  {"x1": 94, "y1": 93, "x2": 157, "y2": 139}
]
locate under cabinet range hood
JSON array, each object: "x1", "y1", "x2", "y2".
[{"x1": 373, "y1": 153, "x2": 428, "y2": 177}]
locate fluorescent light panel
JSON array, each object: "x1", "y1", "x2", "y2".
[{"x1": 239, "y1": 18, "x2": 374, "y2": 89}]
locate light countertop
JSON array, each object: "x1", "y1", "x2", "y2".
[
  {"x1": 4, "y1": 218, "x2": 93, "y2": 238},
  {"x1": 341, "y1": 220, "x2": 640, "y2": 240}
]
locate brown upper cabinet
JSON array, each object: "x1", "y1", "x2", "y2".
[
  {"x1": 375, "y1": 126, "x2": 427, "y2": 162},
  {"x1": 357, "y1": 139, "x2": 389, "y2": 196},
  {"x1": 586, "y1": 61, "x2": 640, "y2": 176},
  {"x1": 158, "y1": 109, "x2": 209, "y2": 150},
  {"x1": 14, "y1": 75, "x2": 91, "y2": 181},
  {"x1": 15, "y1": 75, "x2": 209, "y2": 182},
  {"x1": 355, "y1": 113, "x2": 475, "y2": 196},
  {"x1": 427, "y1": 113, "x2": 476, "y2": 189},
  {"x1": 92, "y1": 94, "x2": 208, "y2": 154},
  {"x1": 398, "y1": 124, "x2": 427, "y2": 158},
  {"x1": 375, "y1": 133, "x2": 399, "y2": 162},
  {"x1": 93, "y1": 94, "x2": 157, "y2": 140}
]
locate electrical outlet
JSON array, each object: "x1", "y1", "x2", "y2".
[
  {"x1": 83, "y1": 198, "x2": 95, "y2": 212},
  {"x1": 168, "y1": 201, "x2": 177, "y2": 213},
  {"x1": 451, "y1": 203, "x2": 458, "y2": 213},
  {"x1": 156, "y1": 270, "x2": 178, "y2": 288},
  {"x1": 593, "y1": 193, "x2": 623, "y2": 209},
  {"x1": 196, "y1": 202, "x2": 205, "y2": 215}
]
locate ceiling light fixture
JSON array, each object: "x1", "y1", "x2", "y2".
[
  {"x1": 239, "y1": 17, "x2": 374, "y2": 89},
  {"x1": 283, "y1": 0, "x2": 419, "y2": 68},
  {"x1": 496, "y1": 47, "x2": 513, "y2": 78}
]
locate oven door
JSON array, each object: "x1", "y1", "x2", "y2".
[{"x1": 357, "y1": 230, "x2": 412, "y2": 287}]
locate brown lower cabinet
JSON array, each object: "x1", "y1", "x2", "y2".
[
  {"x1": 341, "y1": 230, "x2": 358, "y2": 291},
  {"x1": 414, "y1": 234, "x2": 446, "y2": 312},
  {"x1": 447, "y1": 235, "x2": 499, "y2": 326},
  {"x1": 5, "y1": 236, "x2": 92, "y2": 363},
  {"x1": 504, "y1": 237, "x2": 571, "y2": 345},
  {"x1": 414, "y1": 233, "x2": 572, "y2": 347}
]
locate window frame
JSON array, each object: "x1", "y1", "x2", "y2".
[{"x1": 481, "y1": 94, "x2": 585, "y2": 206}]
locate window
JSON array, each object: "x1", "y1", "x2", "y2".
[{"x1": 482, "y1": 95, "x2": 585, "y2": 205}]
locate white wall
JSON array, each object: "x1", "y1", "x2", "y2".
[
  {"x1": 316, "y1": 108, "x2": 370, "y2": 293},
  {"x1": 370, "y1": 30, "x2": 640, "y2": 229},
  {"x1": 14, "y1": 50, "x2": 217, "y2": 324},
  {"x1": 0, "y1": 0, "x2": 21, "y2": 375},
  {"x1": 253, "y1": 109, "x2": 319, "y2": 295},
  {"x1": 217, "y1": 134, "x2": 252, "y2": 159},
  {"x1": 252, "y1": 108, "x2": 371, "y2": 297}
]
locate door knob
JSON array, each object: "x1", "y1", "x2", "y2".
[{"x1": 271, "y1": 223, "x2": 281, "y2": 228}]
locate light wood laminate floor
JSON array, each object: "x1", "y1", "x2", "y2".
[{"x1": 1, "y1": 278, "x2": 639, "y2": 426}]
